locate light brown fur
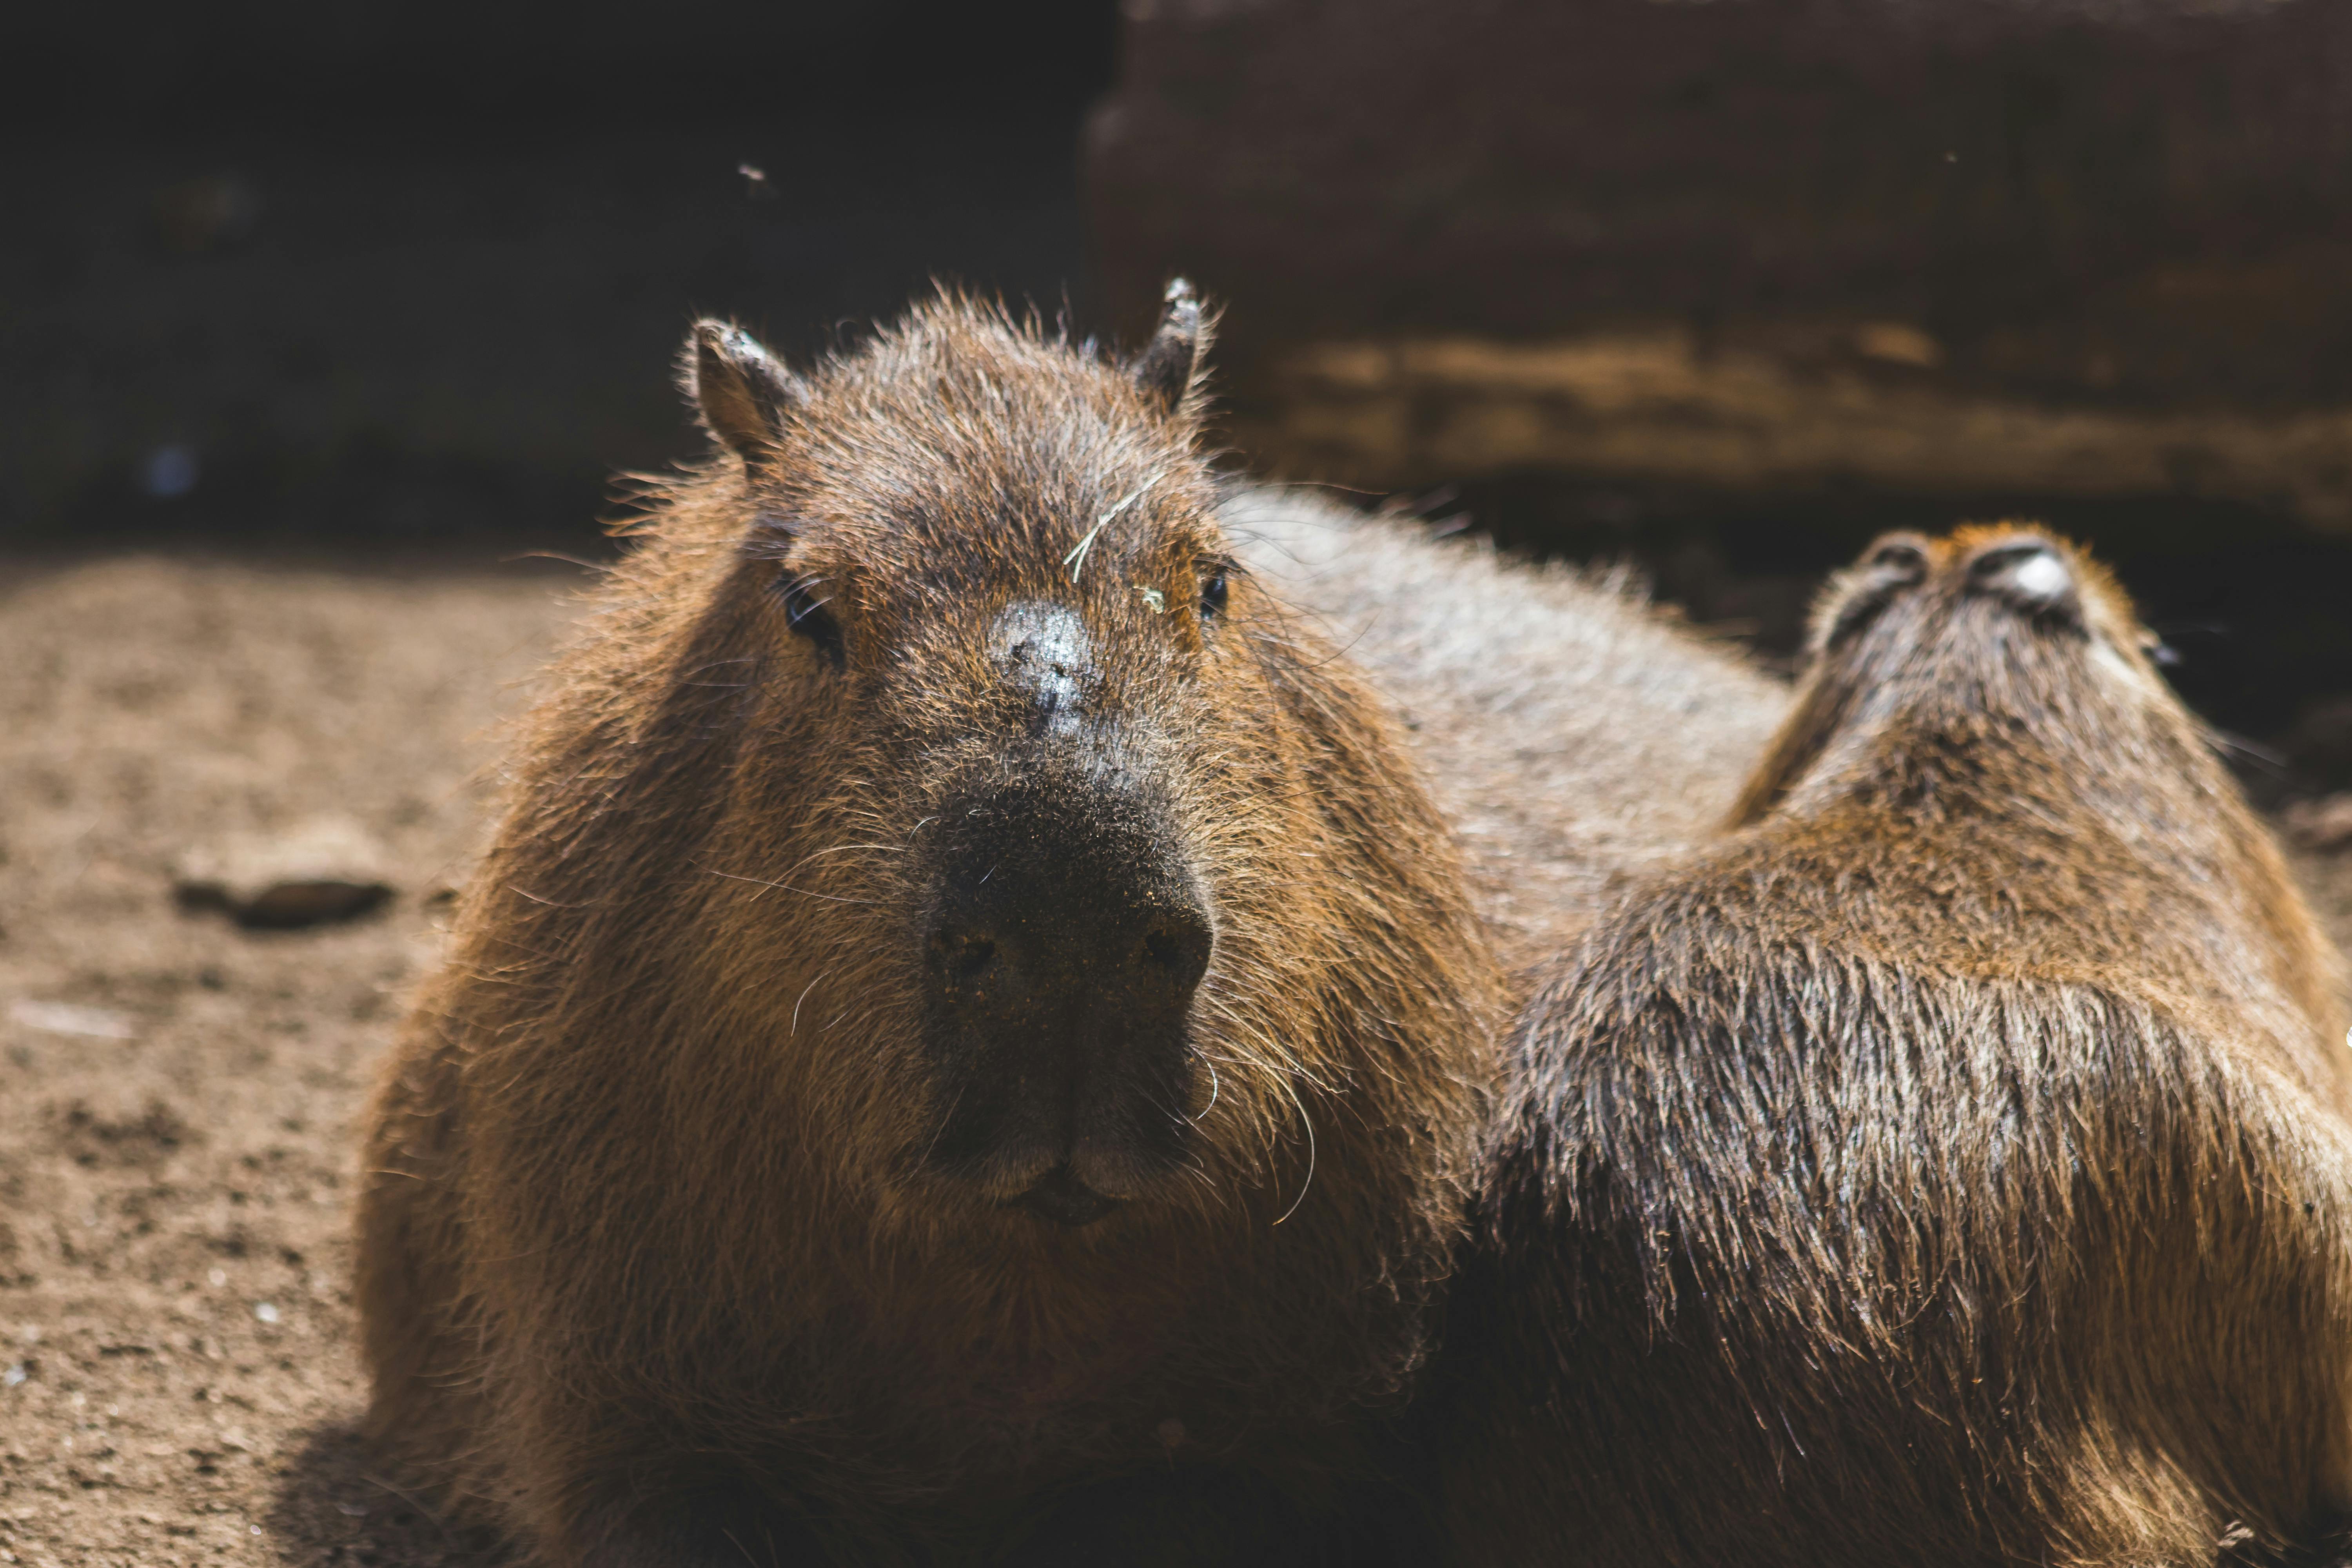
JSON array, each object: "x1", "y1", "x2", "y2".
[
  {"x1": 1219, "y1": 490, "x2": 1788, "y2": 973},
  {"x1": 1436, "y1": 525, "x2": 2352, "y2": 1568},
  {"x1": 356, "y1": 295, "x2": 1501, "y2": 1564}
]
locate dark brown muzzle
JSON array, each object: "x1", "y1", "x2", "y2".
[{"x1": 918, "y1": 777, "x2": 1214, "y2": 1227}]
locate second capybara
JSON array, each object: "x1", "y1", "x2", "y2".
[
  {"x1": 354, "y1": 285, "x2": 1503, "y2": 1564},
  {"x1": 1433, "y1": 526, "x2": 2352, "y2": 1567}
]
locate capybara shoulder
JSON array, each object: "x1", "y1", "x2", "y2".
[
  {"x1": 357, "y1": 286, "x2": 1501, "y2": 1564},
  {"x1": 1435, "y1": 525, "x2": 2352, "y2": 1568},
  {"x1": 1219, "y1": 487, "x2": 1788, "y2": 969}
]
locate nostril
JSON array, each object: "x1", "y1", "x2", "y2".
[
  {"x1": 931, "y1": 930, "x2": 998, "y2": 985},
  {"x1": 1139, "y1": 918, "x2": 1212, "y2": 988}
]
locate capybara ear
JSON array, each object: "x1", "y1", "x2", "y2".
[
  {"x1": 1809, "y1": 529, "x2": 1934, "y2": 653},
  {"x1": 686, "y1": 320, "x2": 807, "y2": 461},
  {"x1": 1131, "y1": 278, "x2": 1212, "y2": 414}
]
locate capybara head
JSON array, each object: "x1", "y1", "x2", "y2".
[
  {"x1": 358, "y1": 291, "x2": 1498, "y2": 1553},
  {"x1": 683, "y1": 290, "x2": 1237, "y2": 1227},
  {"x1": 1730, "y1": 524, "x2": 2177, "y2": 828},
  {"x1": 1723, "y1": 521, "x2": 2346, "y2": 1057},
  {"x1": 488, "y1": 286, "x2": 1490, "y2": 1274}
]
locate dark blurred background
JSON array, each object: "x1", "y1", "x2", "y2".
[
  {"x1": 7, "y1": 0, "x2": 2350, "y2": 793},
  {"x1": 2, "y1": 0, "x2": 1117, "y2": 546}
]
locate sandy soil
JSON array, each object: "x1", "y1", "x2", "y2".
[
  {"x1": 0, "y1": 554, "x2": 578, "y2": 1567},
  {"x1": 2, "y1": 552, "x2": 2348, "y2": 1568}
]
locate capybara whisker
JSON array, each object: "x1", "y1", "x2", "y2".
[
  {"x1": 694, "y1": 862, "x2": 885, "y2": 906},
  {"x1": 1195, "y1": 1016, "x2": 1338, "y2": 1099},
  {"x1": 788, "y1": 970, "x2": 828, "y2": 1037},
  {"x1": 499, "y1": 882, "x2": 588, "y2": 908},
  {"x1": 1270, "y1": 1067, "x2": 1320, "y2": 1227},
  {"x1": 763, "y1": 841, "x2": 906, "y2": 884}
]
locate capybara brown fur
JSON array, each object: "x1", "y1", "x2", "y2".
[
  {"x1": 1432, "y1": 525, "x2": 2352, "y2": 1568},
  {"x1": 355, "y1": 287, "x2": 1501, "y2": 1564},
  {"x1": 1217, "y1": 489, "x2": 1788, "y2": 972}
]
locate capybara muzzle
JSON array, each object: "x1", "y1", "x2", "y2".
[{"x1": 918, "y1": 772, "x2": 1213, "y2": 1226}]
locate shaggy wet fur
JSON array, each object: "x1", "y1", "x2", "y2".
[
  {"x1": 355, "y1": 296, "x2": 1501, "y2": 1564},
  {"x1": 1435, "y1": 526, "x2": 2352, "y2": 1568}
]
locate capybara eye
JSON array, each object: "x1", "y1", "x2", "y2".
[
  {"x1": 1199, "y1": 571, "x2": 1230, "y2": 620},
  {"x1": 777, "y1": 575, "x2": 846, "y2": 669}
]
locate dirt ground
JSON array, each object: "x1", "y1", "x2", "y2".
[
  {"x1": 0, "y1": 553, "x2": 579, "y2": 1567},
  {"x1": 3, "y1": 550, "x2": 2350, "y2": 1568}
]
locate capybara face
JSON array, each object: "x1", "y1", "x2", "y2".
[
  {"x1": 739, "y1": 437, "x2": 1234, "y2": 1223},
  {"x1": 1732, "y1": 524, "x2": 2169, "y2": 824},
  {"x1": 357, "y1": 293, "x2": 1496, "y2": 1553},
  {"x1": 668, "y1": 298, "x2": 1347, "y2": 1237}
]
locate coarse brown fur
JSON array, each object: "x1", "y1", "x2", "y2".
[
  {"x1": 1433, "y1": 525, "x2": 2352, "y2": 1568},
  {"x1": 354, "y1": 292, "x2": 1501, "y2": 1564},
  {"x1": 1217, "y1": 490, "x2": 1788, "y2": 973}
]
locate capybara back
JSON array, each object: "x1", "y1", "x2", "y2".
[{"x1": 1438, "y1": 526, "x2": 2352, "y2": 1568}]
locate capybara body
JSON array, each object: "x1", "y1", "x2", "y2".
[
  {"x1": 356, "y1": 291, "x2": 1500, "y2": 1564},
  {"x1": 1436, "y1": 526, "x2": 2352, "y2": 1568},
  {"x1": 1218, "y1": 490, "x2": 1787, "y2": 972}
]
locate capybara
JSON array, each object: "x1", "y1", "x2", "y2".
[
  {"x1": 355, "y1": 285, "x2": 1503, "y2": 1564},
  {"x1": 1433, "y1": 525, "x2": 2352, "y2": 1568},
  {"x1": 1217, "y1": 489, "x2": 1786, "y2": 971}
]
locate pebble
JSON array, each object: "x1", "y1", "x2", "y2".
[
  {"x1": 8, "y1": 1001, "x2": 135, "y2": 1040},
  {"x1": 172, "y1": 818, "x2": 394, "y2": 929}
]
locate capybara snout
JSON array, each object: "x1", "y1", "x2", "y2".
[{"x1": 920, "y1": 771, "x2": 1214, "y2": 1221}]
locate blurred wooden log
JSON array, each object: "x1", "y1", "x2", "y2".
[{"x1": 1086, "y1": 0, "x2": 2352, "y2": 529}]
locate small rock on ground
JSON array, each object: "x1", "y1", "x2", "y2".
[{"x1": 173, "y1": 817, "x2": 396, "y2": 929}]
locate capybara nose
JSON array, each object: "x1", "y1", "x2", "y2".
[
  {"x1": 919, "y1": 786, "x2": 1214, "y2": 1221},
  {"x1": 927, "y1": 893, "x2": 1213, "y2": 1031}
]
